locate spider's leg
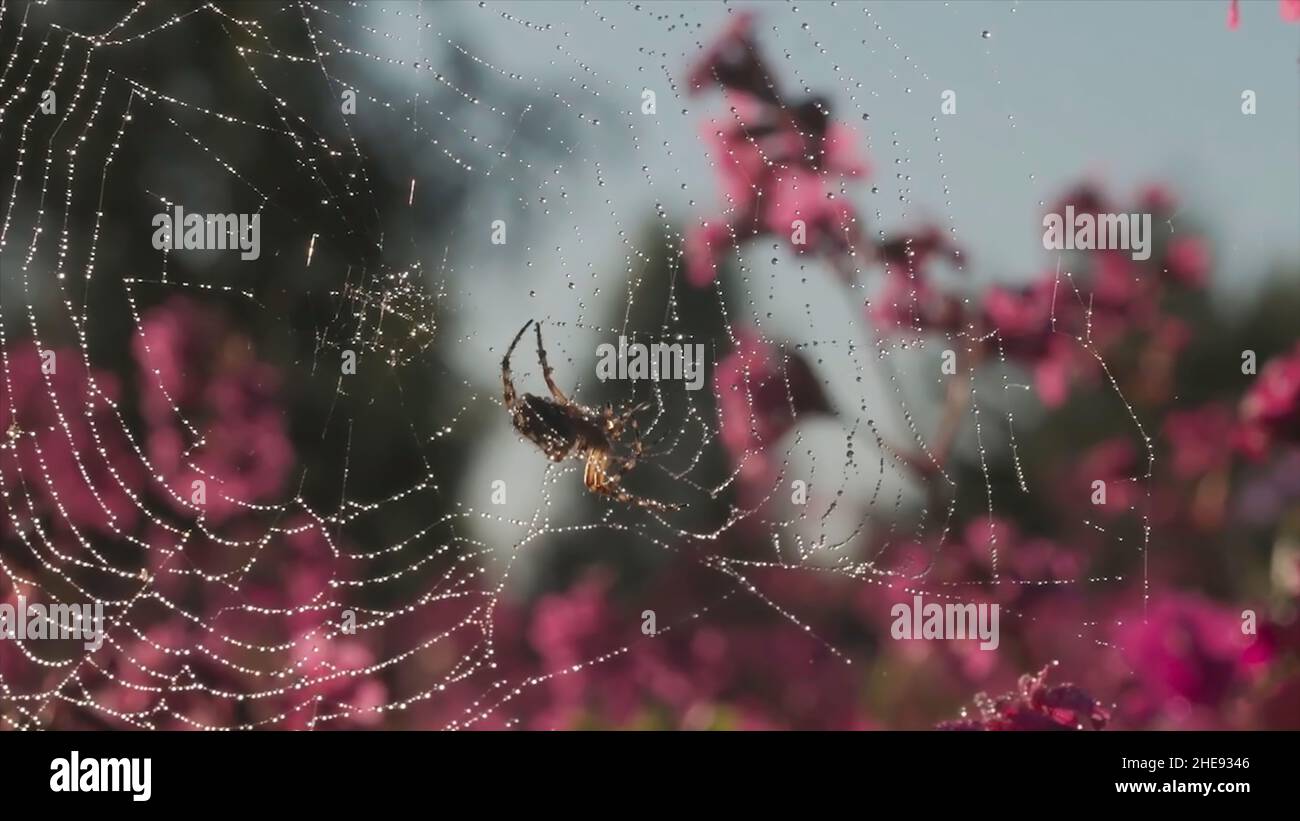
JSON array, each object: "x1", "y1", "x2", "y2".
[
  {"x1": 625, "y1": 416, "x2": 644, "y2": 466},
  {"x1": 614, "y1": 486, "x2": 680, "y2": 514},
  {"x1": 583, "y1": 449, "x2": 601, "y2": 488},
  {"x1": 533, "y1": 321, "x2": 570, "y2": 405},
  {"x1": 502, "y1": 319, "x2": 532, "y2": 409},
  {"x1": 584, "y1": 449, "x2": 678, "y2": 513},
  {"x1": 618, "y1": 400, "x2": 653, "y2": 422}
]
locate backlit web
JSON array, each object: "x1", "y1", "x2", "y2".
[{"x1": 0, "y1": 0, "x2": 1165, "y2": 730}]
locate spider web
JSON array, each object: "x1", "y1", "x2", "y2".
[{"x1": 0, "y1": 0, "x2": 1157, "y2": 730}]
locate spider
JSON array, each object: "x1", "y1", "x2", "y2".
[{"x1": 501, "y1": 319, "x2": 678, "y2": 513}]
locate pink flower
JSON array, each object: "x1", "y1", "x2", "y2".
[
  {"x1": 715, "y1": 327, "x2": 830, "y2": 493},
  {"x1": 864, "y1": 229, "x2": 966, "y2": 331},
  {"x1": 1235, "y1": 342, "x2": 1300, "y2": 459},
  {"x1": 0, "y1": 588, "x2": 59, "y2": 697},
  {"x1": 876, "y1": 181, "x2": 1209, "y2": 409},
  {"x1": 685, "y1": 221, "x2": 743, "y2": 287},
  {"x1": 687, "y1": 12, "x2": 870, "y2": 289},
  {"x1": 241, "y1": 517, "x2": 340, "y2": 634},
  {"x1": 981, "y1": 278, "x2": 1056, "y2": 356},
  {"x1": 130, "y1": 296, "x2": 225, "y2": 420},
  {"x1": 715, "y1": 94, "x2": 867, "y2": 178},
  {"x1": 89, "y1": 622, "x2": 237, "y2": 728},
  {"x1": 939, "y1": 664, "x2": 1110, "y2": 730},
  {"x1": 1091, "y1": 251, "x2": 1148, "y2": 317},
  {"x1": 1163, "y1": 403, "x2": 1235, "y2": 479},
  {"x1": 0, "y1": 342, "x2": 145, "y2": 536},
  {"x1": 1114, "y1": 593, "x2": 1272, "y2": 724},
  {"x1": 875, "y1": 227, "x2": 961, "y2": 278},
  {"x1": 529, "y1": 574, "x2": 610, "y2": 677},
  {"x1": 870, "y1": 270, "x2": 963, "y2": 334},
  {"x1": 1076, "y1": 438, "x2": 1141, "y2": 515},
  {"x1": 1163, "y1": 235, "x2": 1210, "y2": 287},
  {"x1": 524, "y1": 573, "x2": 640, "y2": 726},
  {"x1": 686, "y1": 11, "x2": 779, "y2": 103},
  {"x1": 1048, "y1": 182, "x2": 1112, "y2": 223},
  {"x1": 1228, "y1": 0, "x2": 1300, "y2": 27},
  {"x1": 693, "y1": 98, "x2": 869, "y2": 287},
  {"x1": 701, "y1": 98, "x2": 770, "y2": 211},
  {"x1": 133, "y1": 297, "x2": 294, "y2": 522},
  {"x1": 761, "y1": 166, "x2": 862, "y2": 259},
  {"x1": 283, "y1": 632, "x2": 387, "y2": 729},
  {"x1": 1136, "y1": 183, "x2": 1179, "y2": 215},
  {"x1": 957, "y1": 519, "x2": 1082, "y2": 595},
  {"x1": 1031, "y1": 337, "x2": 1080, "y2": 408},
  {"x1": 979, "y1": 276, "x2": 1093, "y2": 408},
  {"x1": 820, "y1": 123, "x2": 869, "y2": 178}
]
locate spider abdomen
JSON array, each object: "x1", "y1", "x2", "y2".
[
  {"x1": 513, "y1": 393, "x2": 611, "y2": 461},
  {"x1": 501, "y1": 320, "x2": 676, "y2": 513}
]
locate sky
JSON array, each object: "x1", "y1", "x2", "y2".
[{"x1": 420, "y1": 0, "x2": 1299, "y2": 286}]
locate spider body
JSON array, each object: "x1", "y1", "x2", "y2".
[
  {"x1": 512, "y1": 392, "x2": 607, "y2": 462},
  {"x1": 501, "y1": 320, "x2": 676, "y2": 513}
]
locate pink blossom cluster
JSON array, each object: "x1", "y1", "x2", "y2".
[
  {"x1": 684, "y1": 11, "x2": 869, "y2": 288},
  {"x1": 671, "y1": 12, "x2": 1300, "y2": 730},
  {"x1": 937, "y1": 664, "x2": 1111, "y2": 731},
  {"x1": 877, "y1": 184, "x2": 1211, "y2": 408},
  {"x1": 713, "y1": 327, "x2": 831, "y2": 499},
  {"x1": 1228, "y1": 0, "x2": 1300, "y2": 29},
  {"x1": 1, "y1": 297, "x2": 386, "y2": 729},
  {"x1": 1236, "y1": 341, "x2": 1300, "y2": 459}
]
